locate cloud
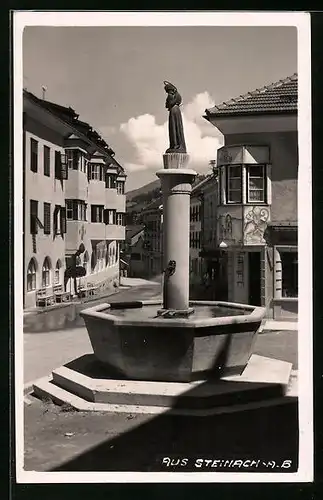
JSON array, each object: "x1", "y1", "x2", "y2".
[{"x1": 120, "y1": 92, "x2": 223, "y2": 173}]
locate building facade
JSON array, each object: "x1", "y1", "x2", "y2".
[
  {"x1": 23, "y1": 91, "x2": 126, "y2": 308},
  {"x1": 204, "y1": 73, "x2": 298, "y2": 319},
  {"x1": 141, "y1": 198, "x2": 163, "y2": 278}
]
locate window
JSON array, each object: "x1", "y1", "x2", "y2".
[
  {"x1": 90, "y1": 164, "x2": 103, "y2": 181},
  {"x1": 116, "y1": 213, "x2": 125, "y2": 226},
  {"x1": 42, "y1": 257, "x2": 51, "y2": 287},
  {"x1": 53, "y1": 205, "x2": 66, "y2": 235},
  {"x1": 106, "y1": 174, "x2": 117, "y2": 189},
  {"x1": 30, "y1": 200, "x2": 38, "y2": 234},
  {"x1": 104, "y1": 209, "x2": 116, "y2": 225},
  {"x1": 66, "y1": 149, "x2": 79, "y2": 170},
  {"x1": 43, "y1": 145, "x2": 50, "y2": 176},
  {"x1": 43, "y1": 202, "x2": 51, "y2": 234},
  {"x1": 247, "y1": 165, "x2": 266, "y2": 202},
  {"x1": 116, "y1": 181, "x2": 125, "y2": 194},
  {"x1": 30, "y1": 138, "x2": 38, "y2": 172},
  {"x1": 226, "y1": 165, "x2": 242, "y2": 203},
  {"x1": 281, "y1": 251, "x2": 298, "y2": 298},
  {"x1": 27, "y1": 258, "x2": 37, "y2": 291},
  {"x1": 54, "y1": 260, "x2": 61, "y2": 285},
  {"x1": 91, "y1": 205, "x2": 104, "y2": 223},
  {"x1": 66, "y1": 200, "x2": 87, "y2": 221}
]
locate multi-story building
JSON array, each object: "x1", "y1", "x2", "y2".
[
  {"x1": 204, "y1": 73, "x2": 298, "y2": 320},
  {"x1": 189, "y1": 186, "x2": 202, "y2": 285},
  {"x1": 141, "y1": 197, "x2": 163, "y2": 278},
  {"x1": 23, "y1": 90, "x2": 126, "y2": 308}
]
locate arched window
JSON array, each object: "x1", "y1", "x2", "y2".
[
  {"x1": 27, "y1": 258, "x2": 37, "y2": 291},
  {"x1": 42, "y1": 257, "x2": 51, "y2": 287},
  {"x1": 83, "y1": 251, "x2": 89, "y2": 275},
  {"x1": 54, "y1": 259, "x2": 61, "y2": 285}
]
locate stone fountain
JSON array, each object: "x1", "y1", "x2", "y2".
[
  {"x1": 78, "y1": 80, "x2": 265, "y2": 383},
  {"x1": 33, "y1": 82, "x2": 294, "y2": 413}
]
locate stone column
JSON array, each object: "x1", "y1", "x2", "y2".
[{"x1": 156, "y1": 153, "x2": 196, "y2": 313}]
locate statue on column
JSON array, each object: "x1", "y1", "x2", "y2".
[{"x1": 164, "y1": 81, "x2": 187, "y2": 154}]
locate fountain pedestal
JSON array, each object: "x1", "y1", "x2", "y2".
[{"x1": 157, "y1": 153, "x2": 196, "y2": 313}]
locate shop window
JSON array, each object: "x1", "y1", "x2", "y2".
[
  {"x1": 30, "y1": 138, "x2": 38, "y2": 173},
  {"x1": 43, "y1": 145, "x2": 50, "y2": 176},
  {"x1": 247, "y1": 165, "x2": 266, "y2": 202},
  {"x1": 54, "y1": 260, "x2": 61, "y2": 285},
  {"x1": 281, "y1": 251, "x2": 298, "y2": 298},
  {"x1": 42, "y1": 257, "x2": 51, "y2": 288},
  {"x1": 226, "y1": 165, "x2": 242, "y2": 203},
  {"x1": 27, "y1": 258, "x2": 37, "y2": 291}
]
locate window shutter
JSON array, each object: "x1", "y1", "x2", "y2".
[
  {"x1": 43, "y1": 203, "x2": 51, "y2": 234},
  {"x1": 55, "y1": 151, "x2": 62, "y2": 179},
  {"x1": 53, "y1": 205, "x2": 60, "y2": 235},
  {"x1": 60, "y1": 207, "x2": 67, "y2": 234},
  {"x1": 30, "y1": 200, "x2": 38, "y2": 234},
  {"x1": 113, "y1": 210, "x2": 116, "y2": 225},
  {"x1": 61, "y1": 154, "x2": 68, "y2": 180}
]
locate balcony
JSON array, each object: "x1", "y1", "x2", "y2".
[
  {"x1": 105, "y1": 189, "x2": 126, "y2": 212},
  {"x1": 65, "y1": 170, "x2": 88, "y2": 200},
  {"x1": 87, "y1": 223, "x2": 125, "y2": 241}
]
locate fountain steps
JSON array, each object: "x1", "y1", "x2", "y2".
[{"x1": 31, "y1": 354, "x2": 297, "y2": 416}]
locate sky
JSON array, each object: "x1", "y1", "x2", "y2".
[{"x1": 23, "y1": 25, "x2": 297, "y2": 191}]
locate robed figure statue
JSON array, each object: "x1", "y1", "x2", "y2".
[{"x1": 164, "y1": 81, "x2": 187, "y2": 153}]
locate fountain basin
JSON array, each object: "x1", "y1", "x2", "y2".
[{"x1": 80, "y1": 300, "x2": 266, "y2": 383}]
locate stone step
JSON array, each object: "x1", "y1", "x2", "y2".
[{"x1": 32, "y1": 355, "x2": 296, "y2": 416}]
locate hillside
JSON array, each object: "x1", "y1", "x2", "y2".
[{"x1": 126, "y1": 174, "x2": 208, "y2": 207}]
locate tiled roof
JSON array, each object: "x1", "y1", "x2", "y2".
[
  {"x1": 24, "y1": 90, "x2": 125, "y2": 174},
  {"x1": 205, "y1": 73, "x2": 297, "y2": 117}
]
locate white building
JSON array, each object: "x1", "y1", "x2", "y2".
[{"x1": 24, "y1": 90, "x2": 126, "y2": 308}]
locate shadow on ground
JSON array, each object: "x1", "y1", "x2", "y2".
[{"x1": 26, "y1": 335, "x2": 298, "y2": 473}]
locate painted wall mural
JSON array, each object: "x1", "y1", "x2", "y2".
[
  {"x1": 217, "y1": 206, "x2": 244, "y2": 246},
  {"x1": 243, "y1": 206, "x2": 270, "y2": 245}
]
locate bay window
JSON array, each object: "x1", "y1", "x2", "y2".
[
  {"x1": 66, "y1": 200, "x2": 87, "y2": 221},
  {"x1": 116, "y1": 181, "x2": 125, "y2": 194},
  {"x1": 105, "y1": 174, "x2": 117, "y2": 189},
  {"x1": 246, "y1": 165, "x2": 266, "y2": 202},
  {"x1": 90, "y1": 164, "x2": 104, "y2": 181},
  {"x1": 226, "y1": 165, "x2": 242, "y2": 203},
  {"x1": 91, "y1": 205, "x2": 104, "y2": 223}
]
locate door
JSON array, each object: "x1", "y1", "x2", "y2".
[{"x1": 248, "y1": 251, "x2": 261, "y2": 306}]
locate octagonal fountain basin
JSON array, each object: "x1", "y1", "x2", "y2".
[{"x1": 80, "y1": 300, "x2": 266, "y2": 383}]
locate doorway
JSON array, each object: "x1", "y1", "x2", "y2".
[{"x1": 248, "y1": 251, "x2": 261, "y2": 306}]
